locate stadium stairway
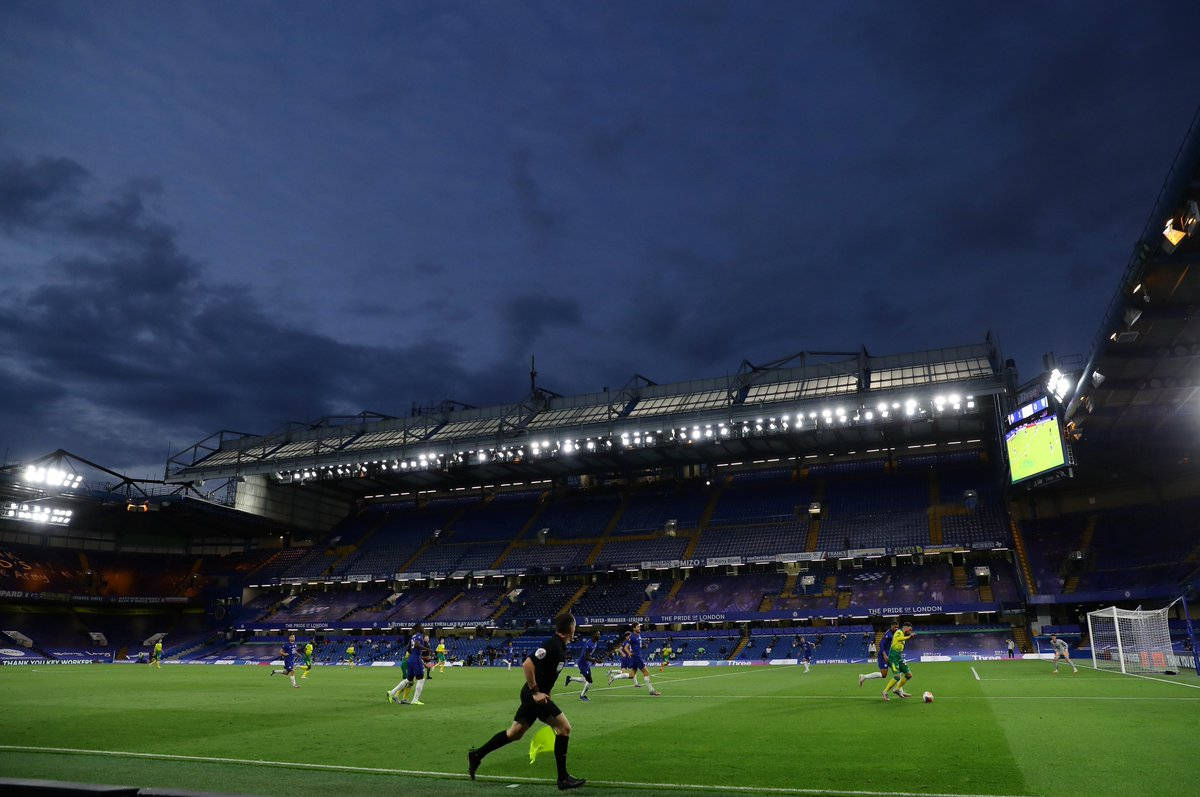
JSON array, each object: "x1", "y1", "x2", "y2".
[
  {"x1": 804, "y1": 477, "x2": 825, "y2": 551},
  {"x1": 679, "y1": 529, "x2": 701, "y2": 560},
  {"x1": 561, "y1": 583, "x2": 591, "y2": 613},
  {"x1": 952, "y1": 565, "x2": 969, "y2": 589},
  {"x1": 326, "y1": 514, "x2": 389, "y2": 572},
  {"x1": 1008, "y1": 514, "x2": 1037, "y2": 594},
  {"x1": 1063, "y1": 515, "x2": 1098, "y2": 594},
  {"x1": 978, "y1": 583, "x2": 994, "y2": 602},
  {"x1": 429, "y1": 591, "x2": 465, "y2": 621},
  {"x1": 780, "y1": 572, "x2": 798, "y2": 598},
  {"x1": 697, "y1": 477, "x2": 728, "y2": 533},
  {"x1": 167, "y1": 635, "x2": 217, "y2": 661},
  {"x1": 728, "y1": 633, "x2": 749, "y2": 660},
  {"x1": 836, "y1": 590, "x2": 851, "y2": 610},
  {"x1": 1012, "y1": 624, "x2": 1032, "y2": 653},
  {"x1": 584, "y1": 493, "x2": 633, "y2": 567},
  {"x1": 927, "y1": 468, "x2": 944, "y2": 545},
  {"x1": 490, "y1": 492, "x2": 550, "y2": 568}
]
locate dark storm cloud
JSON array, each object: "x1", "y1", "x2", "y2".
[
  {"x1": 510, "y1": 148, "x2": 562, "y2": 232},
  {"x1": 0, "y1": 156, "x2": 88, "y2": 231},
  {"x1": 2, "y1": 1, "x2": 1199, "y2": 473},
  {"x1": 0, "y1": 155, "x2": 470, "y2": 473},
  {"x1": 501, "y1": 293, "x2": 583, "y2": 354}
]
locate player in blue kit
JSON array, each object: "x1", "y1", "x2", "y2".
[
  {"x1": 270, "y1": 633, "x2": 300, "y2": 688},
  {"x1": 564, "y1": 631, "x2": 601, "y2": 701},
  {"x1": 800, "y1": 638, "x2": 815, "y2": 673},
  {"x1": 608, "y1": 629, "x2": 643, "y2": 687},
  {"x1": 859, "y1": 621, "x2": 899, "y2": 688},
  {"x1": 387, "y1": 624, "x2": 430, "y2": 705},
  {"x1": 608, "y1": 623, "x2": 659, "y2": 695}
]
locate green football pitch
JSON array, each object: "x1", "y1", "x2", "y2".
[{"x1": 1, "y1": 661, "x2": 1197, "y2": 796}]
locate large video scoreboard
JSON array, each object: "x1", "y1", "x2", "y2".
[{"x1": 1004, "y1": 397, "x2": 1068, "y2": 485}]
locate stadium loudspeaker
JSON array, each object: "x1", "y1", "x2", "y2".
[{"x1": 1091, "y1": 371, "x2": 1106, "y2": 388}]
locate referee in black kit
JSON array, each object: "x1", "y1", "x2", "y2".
[{"x1": 468, "y1": 612, "x2": 585, "y2": 790}]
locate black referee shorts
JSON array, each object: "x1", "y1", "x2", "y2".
[{"x1": 513, "y1": 690, "x2": 563, "y2": 727}]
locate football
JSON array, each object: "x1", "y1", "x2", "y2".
[{"x1": 923, "y1": 691, "x2": 934, "y2": 703}]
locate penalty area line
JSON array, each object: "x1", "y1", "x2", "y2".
[
  {"x1": 0, "y1": 744, "x2": 1037, "y2": 797},
  {"x1": 1086, "y1": 665, "x2": 1200, "y2": 690}
]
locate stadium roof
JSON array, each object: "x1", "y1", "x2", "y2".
[
  {"x1": 1064, "y1": 106, "x2": 1200, "y2": 462},
  {"x1": 166, "y1": 341, "x2": 1010, "y2": 496},
  {"x1": 0, "y1": 451, "x2": 295, "y2": 544}
]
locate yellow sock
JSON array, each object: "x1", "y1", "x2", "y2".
[{"x1": 883, "y1": 677, "x2": 898, "y2": 692}]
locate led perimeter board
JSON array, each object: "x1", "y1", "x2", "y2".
[{"x1": 1005, "y1": 398, "x2": 1067, "y2": 484}]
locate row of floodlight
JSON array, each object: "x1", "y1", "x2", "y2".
[
  {"x1": 2, "y1": 501, "x2": 73, "y2": 526},
  {"x1": 273, "y1": 394, "x2": 977, "y2": 484},
  {"x1": 21, "y1": 466, "x2": 84, "y2": 490}
]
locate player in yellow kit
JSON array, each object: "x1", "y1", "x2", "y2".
[
  {"x1": 151, "y1": 640, "x2": 163, "y2": 668},
  {"x1": 346, "y1": 643, "x2": 356, "y2": 667},
  {"x1": 436, "y1": 639, "x2": 448, "y2": 673},
  {"x1": 301, "y1": 641, "x2": 314, "y2": 678},
  {"x1": 882, "y1": 623, "x2": 916, "y2": 701}
]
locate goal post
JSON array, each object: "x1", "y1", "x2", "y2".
[{"x1": 1086, "y1": 599, "x2": 1195, "y2": 676}]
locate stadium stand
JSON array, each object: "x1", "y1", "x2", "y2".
[
  {"x1": 502, "y1": 582, "x2": 579, "y2": 626},
  {"x1": 653, "y1": 573, "x2": 784, "y2": 615},
  {"x1": 571, "y1": 581, "x2": 651, "y2": 617},
  {"x1": 536, "y1": 492, "x2": 622, "y2": 539},
  {"x1": 613, "y1": 482, "x2": 708, "y2": 534}
]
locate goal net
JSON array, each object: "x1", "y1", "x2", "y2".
[{"x1": 1086, "y1": 603, "x2": 1184, "y2": 675}]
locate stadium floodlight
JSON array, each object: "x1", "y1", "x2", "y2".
[
  {"x1": 864, "y1": 411, "x2": 873, "y2": 420},
  {"x1": 821, "y1": 408, "x2": 832, "y2": 418},
  {"x1": 21, "y1": 466, "x2": 84, "y2": 490},
  {"x1": 1162, "y1": 201, "x2": 1199, "y2": 253},
  {"x1": 2, "y1": 502, "x2": 72, "y2": 526},
  {"x1": 1123, "y1": 307, "x2": 1142, "y2": 327},
  {"x1": 1047, "y1": 368, "x2": 1073, "y2": 402}
]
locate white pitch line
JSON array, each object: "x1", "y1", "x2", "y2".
[
  {"x1": 970, "y1": 667, "x2": 980, "y2": 681},
  {"x1": 589, "y1": 665, "x2": 784, "y2": 693},
  {"x1": 593, "y1": 693, "x2": 1200, "y2": 702},
  {"x1": 0, "y1": 744, "x2": 1037, "y2": 797},
  {"x1": 1086, "y1": 666, "x2": 1200, "y2": 690}
]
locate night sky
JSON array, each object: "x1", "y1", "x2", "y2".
[{"x1": 2, "y1": 1, "x2": 1198, "y2": 476}]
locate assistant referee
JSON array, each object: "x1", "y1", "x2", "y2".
[{"x1": 468, "y1": 612, "x2": 585, "y2": 790}]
